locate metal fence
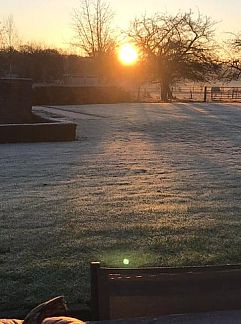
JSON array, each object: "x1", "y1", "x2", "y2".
[
  {"x1": 172, "y1": 86, "x2": 205, "y2": 102},
  {"x1": 139, "y1": 85, "x2": 241, "y2": 103},
  {"x1": 207, "y1": 87, "x2": 241, "y2": 102}
]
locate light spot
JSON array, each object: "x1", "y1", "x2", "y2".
[{"x1": 123, "y1": 258, "x2": 130, "y2": 265}]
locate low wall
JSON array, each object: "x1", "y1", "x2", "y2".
[
  {"x1": 33, "y1": 86, "x2": 131, "y2": 105},
  {"x1": 0, "y1": 79, "x2": 77, "y2": 143},
  {"x1": 0, "y1": 121, "x2": 76, "y2": 143}
]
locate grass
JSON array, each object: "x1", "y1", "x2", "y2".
[{"x1": 1, "y1": 102, "x2": 241, "y2": 315}]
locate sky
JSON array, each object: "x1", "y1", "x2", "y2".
[{"x1": 1, "y1": 0, "x2": 241, "y2": 51}]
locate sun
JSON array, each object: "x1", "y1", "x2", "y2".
[{"x1": 118, "y1": 44, "x2": 138, "y2": 65}]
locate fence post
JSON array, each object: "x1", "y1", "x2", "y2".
[
  {"x1": 90, "y1": 261, "x2": 101, "y2": 321},
  {"x1": 203, "y1": 86, "x2": 207, "y2": 102}
]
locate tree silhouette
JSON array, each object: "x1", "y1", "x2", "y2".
[
  {"x1": 128, "y1": 11, "x2": 219, "y2": 101},
  {"x1": 0, "y1": 15, "x2": 20, "y2": 76},
  {"x1": 72, "y1": 0, "x2": 117, "y2": 83},
  {"x1": 222, "y1": 34, "x2": 241, "y2": 81},
  {"x1": 72, "y1": 0, "x2": 115, "y2": 57}
]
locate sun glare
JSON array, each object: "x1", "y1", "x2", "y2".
[{"x1": 118, "y1": 44, "x2": 138, "y2": 65}]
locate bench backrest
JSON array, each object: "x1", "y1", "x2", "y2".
[{"x1": 90, "y1": 262, "x2": 241, "y2": 320}]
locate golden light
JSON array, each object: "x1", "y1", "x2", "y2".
[{"x1": 118, "y1": 44, "x2": 138, "y2": 65}]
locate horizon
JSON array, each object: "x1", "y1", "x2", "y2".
[{"x1": 1, "y1": 0, "x2": 241, "y2": 51}]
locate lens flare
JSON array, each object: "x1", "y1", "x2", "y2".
[{"x1": 123, "y1": 258, "x2": 130, "y2": 265}]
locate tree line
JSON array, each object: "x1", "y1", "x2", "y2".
[{"x1": 1, "y1": 1, "x2": 241, "y2": 101}]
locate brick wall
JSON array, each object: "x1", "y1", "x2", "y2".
[{"x1": 0, "y1": 78, "x2": 32, "y2": 123}]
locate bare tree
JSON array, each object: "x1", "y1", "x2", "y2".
[
  {"x1": 0, "y1": 22, "x2": 5, "y2": 48},
  {"x1": 2, "y1": 15, "x2": 19, "y2": 49},
  {"x1": 72, "y1": 0, "x2": 115, "y2": 57},
  {"x1": 1, "y1": 15, "x2": 20, "y2": 76},
  {"x1": 128, "y1": 11, "x2": 219, "y2": 101},
  {"x1": 222, "y1": 34, "x2": 241, "y2": 81}
]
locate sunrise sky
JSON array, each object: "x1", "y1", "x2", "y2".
[{"x1": 2, "y1": 0, "x2": 241, "y2": 50}]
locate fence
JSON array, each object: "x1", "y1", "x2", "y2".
[
  {"x1": 140, "y1": 85, "x2": 241, "y2": 103},
  {"x1": 172, "y1": 86, "x2": 205, "y2": 102},
  {"x1": 207, "y1": 87, "x2": 241, "y2": 102},
  {"x1": 172, "y1": 86, "x2": 241, "y2": 102}
]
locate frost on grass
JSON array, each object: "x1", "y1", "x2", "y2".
[{"x1": 1, "y1": 102, "x2": 241, "y2": 311}]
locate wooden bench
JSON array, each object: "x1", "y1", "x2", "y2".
[{"x1": 90, "y1": 262, "x2": 241, "y2": 320}]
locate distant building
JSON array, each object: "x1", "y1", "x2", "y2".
[
  {"x1": 63, "y1": 74, "x2": 99, "y2": 87},
  {"x1": 62, "y1": 55, "x2": 101, "y2": 87}
]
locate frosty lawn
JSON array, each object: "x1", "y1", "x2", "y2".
[{"x1": 1, "y1": 102, "x2": 241, "y2": 313}]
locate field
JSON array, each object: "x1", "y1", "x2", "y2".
[{"x1": 1, "y1": 102, "x2": 241, "y2": 314}]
